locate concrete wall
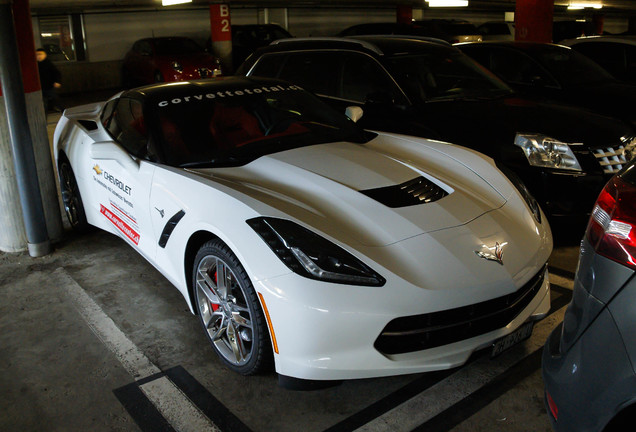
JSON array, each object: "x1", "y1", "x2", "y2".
[{"x1": 31, "y1": 6, "x2": 631, "y2": 95}]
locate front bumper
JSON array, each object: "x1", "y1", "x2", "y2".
[{"x1": 257, "y1": 267, "x2": 550, "y2": 381}]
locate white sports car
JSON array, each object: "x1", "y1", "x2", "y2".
[{"x1": 54, "y1": 77, "x2": 552, "y2": 386}]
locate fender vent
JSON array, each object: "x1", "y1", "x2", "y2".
[{"x1": 360, "y1": 176, "x2": 448, "y2": 208}]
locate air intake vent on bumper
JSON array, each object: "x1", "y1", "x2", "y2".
[{"x1": 360, "y1": 176, "x2": 448, "y2": 208}]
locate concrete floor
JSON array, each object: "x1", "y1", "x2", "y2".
[
  {"x1": 0, "y1": 92, "x2": 581, "y2": 432},
  {"x1": 0, "y1": 228, "x2": 578, "y2": 432}
]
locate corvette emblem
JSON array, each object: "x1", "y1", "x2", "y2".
[
  {"x1": 475, "y1": 242, "x2": 506, "y2": 265},
  {"x1": 93, "y1": 164, "x2": 102, "y2": 175}
]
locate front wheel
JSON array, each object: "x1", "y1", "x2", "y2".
[
  {"x1": 193, "y1": 240, "x2": 272, "y2": 375},
  {"x1": 58, "y1": 158, "x2": 89, "y2": 231}
]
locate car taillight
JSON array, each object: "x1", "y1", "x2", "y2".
[{"x1": 585, "y1": 176, "x2": 636, "y2": 269}]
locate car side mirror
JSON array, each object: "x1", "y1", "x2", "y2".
[
  {"x1": 345, "y1": 106, "x2": 364, "y2": 123},
  {"x1": 90, "y1": 141, "x2": 139, "y2": 173}
]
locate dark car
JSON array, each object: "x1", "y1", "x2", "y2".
[
  {"x1": 552, "y1": 20, "x2": 597, "y2": 44},
  {"x1": 412, "y1": 19, "x2": 482, "y2": 43},
  {"x1": 562, "y1": 36, "x2": 636, "y2": 84},
  {"x1": 337, "y1": 20, "x2": 481, "y2": 44},
  {"x1": 207, "y1": 24, "x2": 293, "y2": 73},
  {"x1": 458, "y1": 41, "x2": 636, "y2": 127},
  {"x1": 543, "y1": 160, "x2": 636, "y2": 431},
  {"x1": 238, "y1": 36, "x2": 636, "y2": 226},
  {"x1": 337, "y1": 22, "x2": 447, "y2": 40},
  {"x1": 122, "y1": 36, "x2": 222, "y2": 87}
]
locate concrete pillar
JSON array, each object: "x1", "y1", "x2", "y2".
[
  {"x1": 0, "y1": 0, "x2": 62, "y2": 254},
  {"x1": 397, "y1": 5, "x2": 413, "y2": 25},
  {"x1": 209, "y1": 3, "x2": 233, "y2": 74},
  {"x1": 515, "y1": 0, "x2": 554, "y2": 43},
  {"x1": 262, "y1": 7, "x2": 288, "y2": 30}
]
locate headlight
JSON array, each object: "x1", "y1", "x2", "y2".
[
  {"x1": 514, "y1": 133, "x2": 582, "y2": 171},
  {"x1": 171, "y1": 61, "x2": 183, "y2": 73},
  {"x1": 247, "y1": 217, "x2": 385, "y2": 286}
]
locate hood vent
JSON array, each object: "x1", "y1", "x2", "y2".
[{"x1": 360, "y1": 176, "x2": 448, "y2": 208}]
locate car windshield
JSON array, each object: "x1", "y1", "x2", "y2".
[
  {"x1": 148, "y1": 84, "x2": 373, "y2": 168},
  {"x1": 384, "y1": 51, "x2": 513, "y2": 103},
  {"x1": 154, "y1": 38, "x2": 203, "y2": 55},
  {"x1": 533, "y1": 46, "x2": 614, "y2": 86}
]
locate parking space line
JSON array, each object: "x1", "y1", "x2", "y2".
[
  {"x1": 414, "y1": 349, "x2": 544, "y2": 431},
  {"x1": 114, "y1": 381, "x2": 177, "y2": 432},
  {"x1": 55, "y1": 268, "x2": 221, "y2": 432},
  {"x1": 165, "y1": 366, "x2": 254, "y2": 432},
  {"x1": 352, "y1": 303, "x2": 568, "y2": 432}
]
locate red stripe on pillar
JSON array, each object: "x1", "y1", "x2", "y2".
[
  {"x1": 515, "y1": 0, "x2": 554, "y2": 43},
  {"x1": 14, "y1": 0, "x2": 40, "y2": 94},
  {"x1": 210, "y1": 4, "x2": 232, "y2": 43}
]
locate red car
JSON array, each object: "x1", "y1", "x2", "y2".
[{"x1": 122, "y1": 37, "x2": 221, "y2": 87}]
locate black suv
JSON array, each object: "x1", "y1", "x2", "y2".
[{"x1": 238, "y1": 36, "x2": 635, "y2": 228}]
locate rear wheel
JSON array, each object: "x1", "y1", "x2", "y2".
[
  {"x1": 193, "y1": 240, "x2": 272, "y2": 375},
  {"x1": 58, "y1": 159, "x2": 88, "y2": 231}
]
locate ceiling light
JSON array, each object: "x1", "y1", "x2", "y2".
[
  {"x1": 426, "y1": 0, "x2": 469, "y2": 7},
  {"x1": 568, "y1": 2, "x2": 603, "y2": 9},
  {"x1": 162, "y1": 0, "x2": 192, "y2": 6}
]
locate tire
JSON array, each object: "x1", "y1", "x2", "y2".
[
  {"x1": 193, "y1": 240, "x2": 273, "y2": 375},
  {"x1": 58, "y1": 158, "x2": 89, "y2": 231}
]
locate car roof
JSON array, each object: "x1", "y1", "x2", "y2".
[
  {"x1": 264, "y1": 36, "x2": 454, "y2": 57},
  {"x1": 458, "y1": 41, "x2": 571, "y2": 52},
  {"x1": 562, "y1": 35, "x2": 636, "y2": 46}
]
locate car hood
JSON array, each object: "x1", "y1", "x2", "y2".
[
  {"x1": 412, "y1": 95, "x2": 633, "y2": 152},
  {"x1": 565, "y1": 81, "x2": 636, "y2": 123},
  {"x1": 190, "y1": 134, "x2": 512, "y2": 247}
]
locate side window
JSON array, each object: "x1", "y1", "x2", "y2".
[
  {"x1": 463, "y1": 48, "x2": 491, "y2": 69},
  {"x1": 341, "y1": 53, "x2": 405, "y2": 104},
  {"x1": 249, "y1": 53, "x2": 285, "y2": 78},
  {"x1": 625, "y1": 45, "x2": 636, "y2": 82},
  {"x1": 139, "y1": 41, "x2": 152, "y2": 56},
  {"x1": 104, "y1": 98, "x2": 148, "y2": 157},
  {"x1": 573, "y1": 42, "x2": 625, "y2": 79},
  {"x1": 490, "y1": 48, "x2": 556, "y2": 87},
  {"x1": 100, "y1": 99, "x2": 118, "y2": 131},
  {"x1": 277, "y1": 52, "x2": 340, "y2": 97}
]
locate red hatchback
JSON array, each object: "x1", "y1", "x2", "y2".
[{"x1": 122, "y1": 37, "x2": 221, "y2": 87}]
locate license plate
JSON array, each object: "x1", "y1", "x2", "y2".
[{"x1": 491, "y1": 321, "x2": 534, "y2": 358}]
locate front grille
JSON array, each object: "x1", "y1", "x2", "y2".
[
  {"x1": 360, "y1": 176, "x2": 448, "y2": 208},
  {"x1": 374, "y1": 265, "x2": 547, "y2": 355},
  {"x1": 592, "y1": 145, "x2": 627, "y2": 174}
]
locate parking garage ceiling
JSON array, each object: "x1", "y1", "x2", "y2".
[{"x1": 26, "y1": 0, "x2": 636, "y2": 14}]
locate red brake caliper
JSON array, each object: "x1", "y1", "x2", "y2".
[{"x1": 211, "y1": 270, "x2": 220, "y2": 311}]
